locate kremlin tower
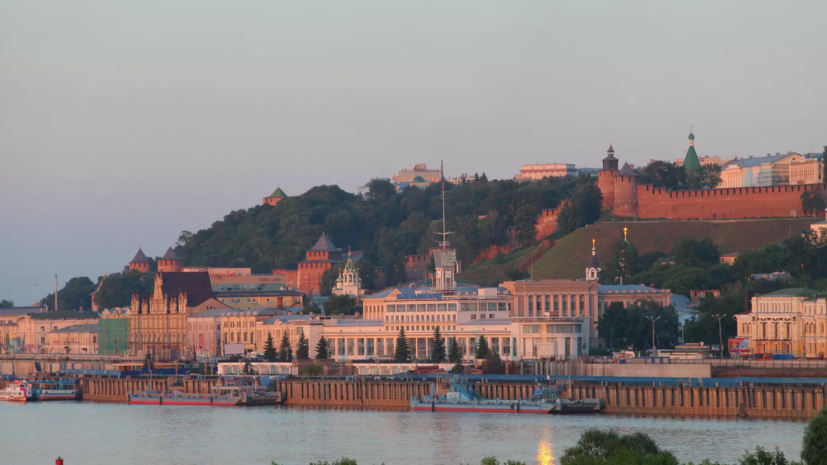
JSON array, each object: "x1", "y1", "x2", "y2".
[
  {"x1": 157, "y1": 246, "x2": 183, "y2": 273},
  {"x1": 129, "y1": 248, "x2": 151, "y2": 273}
]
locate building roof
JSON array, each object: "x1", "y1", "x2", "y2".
[
  {"x1": 0, "y1": 306, "x2": 47, "y2": 317},
  {"x1": 28, "y1": 311, "x2": 100, "y2": 321},
  {"x1": 322, "y1": 319, "x2": 383, "y2": 327},
  {"x1": 159, "y1": 272, "x2": 214, "y2": 307},
  {"x1": 587, "y1": 254, "x2": 600, "y2": 269},
  {"x1": 215, "y1": 290, "x2": 303, "y2": 298},
  {"x1": 598, "y1": 285, "x2": 669, "y2": 294},
  {"x1": 723, "y1": 153, "x2": 797, "y2": 169},
  {"x1": 267, "y1": 187, "x2": 287, "y2": 198},
  {"x1": 261, "y1": 314, "x2": 313, "y2": 325},
  {"x1": 614, "y1": 162, "x2": 637, "y2": 177},
  {"x1": 130, "y1": 248, "x2": 150, "y2": 264},
  {"x1": 603, "y1": 145, "x2": 617, "y2": 162},
  {"x1": 310, "y1": 233, "x2": 341, "y2": 252},
  {"x1": 762, "y1": 287, "x2": 815, "y2": 297},
  {"x1": 162, "y1": 246, "x2": 180, "y2": 261},
  {"x1": 751, "y1": 272, "x2": 792, "y2": 282},
  {"x1": 220, "y1": 307, "x2": 277, "y2": 317},
  {"x1": 51, "y1": 323, "x2": 99, "y2": 334},
  {"x1": 189, "y1": 307, "x2": 233, "y2": 318},
  {"x1": 684, "y1": 144, "x2": 701, "y2": 173}
]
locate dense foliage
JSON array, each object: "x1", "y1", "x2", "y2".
[
  {"x1": 597, "y1": 301, "x2": 680, "y2": 351},
  {"x1": 560, "y1": 429, "x2": 679, "y2": 465},
  {"x1": 93, "y1": 270, "x2": 154, "y2": 309},
  {"x1": 39, "y1": 277, "x2": 96, "y2": 312},
  {"x1": 556, "y1": 176, "x2": 603, "y2": 234},
  {"x1": 802, "y1": 407, "x2": 827, "y2": 465},
  {"x1": 0, "y1": 299, "x2": 13, "y2": 308},
  {"x1": 175, "y1": 177, "x2": 578, "y2": 275},
  {"x1": 638, "y1": 162, "x2": 722, "y2": 190}
]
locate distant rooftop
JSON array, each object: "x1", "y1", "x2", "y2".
[
  {"x1": 0, "y1": 306, "x2": 47, "y2": 317},
  {"x1": 29, "y1": 311, "x2": 100, "y2": 320},
  {"x1": 51, "y1": 323, "x2": 99, "y2": 334}
]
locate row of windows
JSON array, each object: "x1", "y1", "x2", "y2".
[
  {"x1": 391, "y1": 325, "x2": 456, "y2": 332},
  {"x1": 386, "y1": 314, "x2": 457, "y2": 323}
]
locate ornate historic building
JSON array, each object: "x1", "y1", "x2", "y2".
[
  {"x1": 263, "y1": 187, "x2": 287, "y2": 206},
  {"x1": 129, "y1": 271, "x2": 227, "y2": 361},
  {"x1": 273, "y1": 233, "x2": 345, "y2": 296},
  {"x1": 332, "y1": 251, "x2": 365, "y2": 300},
  {"x1": 736, "y1": 288, "x2": 827, "y2": 358}
]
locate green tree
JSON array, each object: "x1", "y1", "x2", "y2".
[
  {"x1": 560, "y1": 429, "x2": 679, "y2": 465},
  {"x1": 395, "y1": 328, "x2": 411, "y2": 362},
  {"x1": 305, "y1": 363, "x2": 324, "y2": 377},
  {"x1": 475, "y1": 335, "x2": 490, "y2": 359},
  {"x1": 278, "y1": 332, "x2": 292, "y2": 362},
  {"x1": 93, "y1": 270, "x2": 154, "y2": 310},
  {"x1": 639, "y1": 160, "x2": 686, "y2": 190},
  {"x1": 674, "y1": 238, "x2": 720, "y2": 267},
  {"x1": 302, "y1": 296, "x2": 321, "y2": 315},
  {"x1": 315, "y1": 336, "x2": 330, "y2": 360},
  {"x1": 0, "y1": 299, "x2": 13, "y2": 308},
  {"x1": 684, "y1": 164, "x2": 722, "y2": 190},
  {"x1": 556, "y1": 178, "x2": 603, "y2": 234},
  {"x1": 597, "y1": 301, "x2": 680, "y2": 351},
  {"x1": 296, "y1": 330, "x2": 310, "y2": 359},
  {"x1": 802, "y1": 406, "x2": 827, "y2": 465},
  {"x1": 319, "y1": 266, "x2": 342, "y2": 296},
  {"x1": 514, "y1": 204, "x2": 541, "y2": 246},
  {"x1": 603, "y1": 239, "x2": 639, "y2": 284},
  {"x1": 323, "y1": 295, "x2": 359, "y2": 316},
  {"x1": 143, "y1": 351, "x2": 154, "y2": 371},
  {"x1": 263, "y1": 333, "x2": 277, "y2": 362},
  {"x1": 40, "y1": 276, "x2": 96, "y2": 312},
  {"x1": 430, "y1": 326, "x2": 446, "y2": 362},
  {"x1": 483, "y1": 346, "x2": 502, "y2": 374},
  {"x1": 505, "y1": 268, "x2": 530, "y2": 281},
  {"x1": 448, "y1": 337, "x2": 462, "y2": 364},
  {"x1": 801, "y1": 190, "x2": 825, "y2": 217}
]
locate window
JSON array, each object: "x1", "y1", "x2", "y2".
[
  {"x1": 523, "y1": 324, "x2": 542, "y2": 334},
  {"x1": 470, "y1": 314, "x2": 477, "y2": 320},
  {"x1": 489, "y1": 314, "x2": 495, "y2": 319},
  {"x1": 480, "y1": 314, "x2": 487, "y2": 319}
]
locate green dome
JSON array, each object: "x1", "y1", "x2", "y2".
[
  {"x1": 412, "y1": 176, "x2": 425, "y2": 182},
  {"x1": 688, "y1": 132, "x2": 695, "y2": 141}
]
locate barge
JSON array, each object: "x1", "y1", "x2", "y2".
[
  {"x1": 410, "y1": 383, "x2": 603, "y2": 414},
  {"x1": 128, "y1": 385, "x2": 284, "y2": 406}
]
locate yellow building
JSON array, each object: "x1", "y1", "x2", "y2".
[
  {"x1": 46, "y1": 323, "x2": 99, "y2": 355},
  {"x1": 735, "y1": 288, "x2": 827, "y2": 358},
  {"x1": 129, "y1": 272, "x2": 227, "y2": 361},
  {"x1": 218, "y1": 307, "x2": 277, "y2": 354},
  {"x1": 17, "y1": 311, "x2": 99, "y2": 353}
]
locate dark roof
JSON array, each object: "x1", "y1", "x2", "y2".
[
  {"x1": 51, "y1": 323, "x2": 99, "y2": 333},
  {"x1": 268, "y1": 187, "x2": 287, "y2": 198},
  {"x1": 603, "y1": 145, "x2": 617, "y2": 161},
  {"x1": 131, "y1": 248, "x2": 149, "y2": 264},
  {"x1": 215, "y1": 290, "x2": 303, "y2": 297},
  {"x1": 0, "y1": 306, "x2": 47, "y2": 317},
  {"x1": 159, "y1": 272, "x2": 214, "y2": 307},
  {"x1": 162, "y1": 246, "x2": 179, "y2": 260},
  {"x1": 310, "y1": 233, "x2": 341, "y2": 252},
  {"x1": 29, "y1": 311, "x2": 100, "y2": 320},
  {"x1": 614, "y1": 162, "x2": 638, "y2": 177},
  {"x1": 588, "y1": 255, "x2": 601, "y2": 269}
]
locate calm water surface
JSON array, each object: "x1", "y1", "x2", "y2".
[{"x1": 0, "y1": 402, "x2": 806, "y2": 465}]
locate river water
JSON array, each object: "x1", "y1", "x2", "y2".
[{"x1": 0, "y1": 403, "x2": 806, "y2": 465}]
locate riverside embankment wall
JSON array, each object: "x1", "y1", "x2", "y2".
[
  {"x1": 81, "y1": 378, "x2": 219, "y2": 402},
  {"x1": 568, "y1": 384, "x2": 825, "y2": 420}
]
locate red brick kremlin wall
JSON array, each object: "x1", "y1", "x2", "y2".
[{"x1": 636, "y1": 183, "x2": 822, "y2": 220}]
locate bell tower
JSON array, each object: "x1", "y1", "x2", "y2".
[{"x1": 585, "y1": 239, "x2": 601, "y2": 282}]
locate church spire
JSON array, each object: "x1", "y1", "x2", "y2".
[{"x1": 586, "y1": 239, "x2": 601, "y2": 282}]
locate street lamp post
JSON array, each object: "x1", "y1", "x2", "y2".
[
  {"x1": 712, "y1": 314, "x2": 726, "y2": 358},
  {"x1": 645, "y1": 315, "x2": 661, "y2": 355}
]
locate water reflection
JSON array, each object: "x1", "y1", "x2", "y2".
[{"x1": 536, "y1": 440, "x2": 554, "y2": 465}]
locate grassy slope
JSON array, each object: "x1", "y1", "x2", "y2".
[
  {"x1": 460, "y1": 218, "x2": 819, "y2": 284},
  {"x1": 458, "y1": 244, "x2": 541, "y2": 286},
  {"x1": 533, "y1": 218, "x2": 820, "y2": 280}
]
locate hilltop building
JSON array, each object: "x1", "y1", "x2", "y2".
[
  {"x1": 129, "y1": 249, "x2": 151, "y2": 273},
  {"x1": 273, "y1": 233, "x2": 346, "y2": 296},
  {"x1": 720, "y1": 153, "x2": 807, "y2": 188},
  {"x1": 514, "y1": 163, "x2": 577, "y2": 181},
  {"x1": 596, "y1": 133, "x2": 821, "y2": 220},
  {"x1": 263, "y1": 187, "x2": 287, "y2": 206}
]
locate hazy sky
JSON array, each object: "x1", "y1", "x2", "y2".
[{"x1": 1, "y1": 1, "x2": 826, "y2": 306}]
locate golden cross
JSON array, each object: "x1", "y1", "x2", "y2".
[{"x1": 623, "y1": 227, "x2": 628, "y2": 239}]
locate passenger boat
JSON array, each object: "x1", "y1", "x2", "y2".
[
  {"x1": 128, "y1": 385, "x2": 284, "y2": 406},
  {"x1": 0, "y1": 381, "x2": 33, "y2": 403},
  {"x1": 410, "y1": 383, "x2": 555, "y2": 414},
  {"x1": 32, "y1": 379, "x2": 79, "y2": 401}
]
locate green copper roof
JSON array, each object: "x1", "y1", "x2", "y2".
[
  {"x1": 412, "y1": 176, "x2": 425, "y2": 182},
  {"x1": 684, "y1": 146, "x2": 701, "y2": 172},
  {"x1": 268, "y1": 187, "x2": 286, "y2": 198},
  {"x1": 688, "y1": 132, "x2": 695, "y2": 141}
]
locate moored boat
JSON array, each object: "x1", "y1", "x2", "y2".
[
  {"x1": 0, "y1": 381, "x2": 33, "y2": 403},
  {"x1": 128, "y1": 385, "x2": 284, "y2": 406},
  {"x1": 32, "y1": 379, "x2": 79, "y2": 401},
  {"x1": 410, "y1": 383, "x2": 554, "y2": 414}
]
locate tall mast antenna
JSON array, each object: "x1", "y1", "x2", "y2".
[{"x1": 438, "y1": 160, "x2": 453, "y2": 249}]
